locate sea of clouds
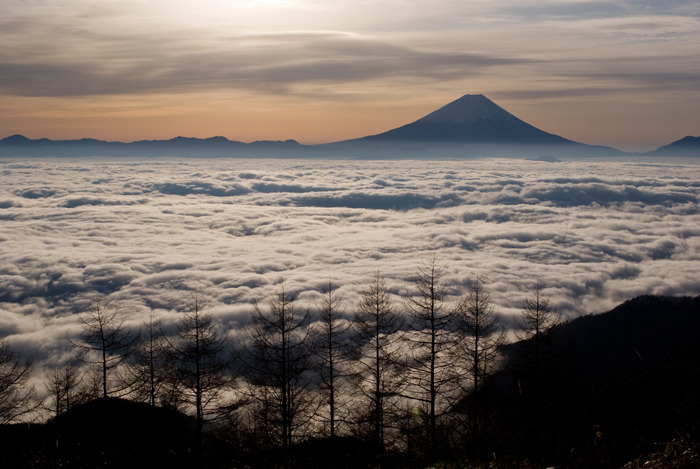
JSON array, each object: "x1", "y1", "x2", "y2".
[{"x1": 1, "y1": 156, "x2": 699, "y2": 371}]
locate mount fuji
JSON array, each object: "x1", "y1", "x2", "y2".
[
  {"x1": 329, "y1": 94, "x2": 623, "y2": 157},
  {"x1": 364, "y1": 94, "x2": 570, "y2": 144}
]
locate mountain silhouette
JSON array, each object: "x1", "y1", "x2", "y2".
[
  {"x1": 0, "y1": 94, "x2": 675, "y2": 158},
  {"x1": 648, "y1": 135, "x2": 700, "y2": 157},
  {"x1": 0, "y1": 134, "x2": 305, "y2": 158},
  {"x1": 361, "y1": 94, "x2": 572, "y2": 144},
  {"x1": 328, "y1": 94, "x2": 623, "y2": 157}
]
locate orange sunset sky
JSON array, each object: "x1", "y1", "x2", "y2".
[{"x1": 2, "y1": 0, "x2": 699, "y2": 152}]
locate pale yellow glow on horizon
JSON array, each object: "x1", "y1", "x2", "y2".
[
  {"x1": 0, "y1": 90, "x2": 437, "y2": 144},
  {"x1": 3, "y1": 88, "x2": 698, "y2": 151},
  {"x1": 2, "y1": 0, "x2": 699, "y2": 151}
]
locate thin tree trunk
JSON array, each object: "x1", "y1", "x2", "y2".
[{"x1": 102, "y1": 343, "x2": 108, "y2": 398}]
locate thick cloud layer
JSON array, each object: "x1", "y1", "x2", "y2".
[{"x1": 1, "y1": 157, "x2": 699, "y2": 372}]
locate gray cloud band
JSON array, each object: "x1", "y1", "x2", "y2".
[{"x1": 0, "y1": 32, "x2": 525, "y2": 97}]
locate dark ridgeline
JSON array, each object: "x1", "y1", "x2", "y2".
[
  {"x1": 1, "y1": 270, "x2": 700, "y2": 468},
  {"x1": 6, "y1": 94, "x2": 698, "y2": 158},
  {"x1": 0, "y1": 94, "x2": 652, "y2": 158},
  {"x1": 0, "y1": 133, "x2": 307, "y2": 158}
]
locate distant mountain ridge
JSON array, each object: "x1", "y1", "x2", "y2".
[
  {"x1": 0, "y1": 134, "x2": 306, "y2": 158},
  {"x1": 648, "y1": 135, "x2": 700, "y2": 156},
  {"x1": 1, "y1": 94, "x2": 694, "y2": 158}
]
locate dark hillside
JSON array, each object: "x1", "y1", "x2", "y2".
[
  {"x1": 489, "y1": 295, "x2": 700, "y2": 467},
  {"x1": 1, "y1": 398, "x2": 198, "y2": 469},
  {"x1": 556, "y1": 295, "x2": 700, "y2": 373},
  {"x1": 0, "y1": 398, "x2": 378, "y2": 469}
]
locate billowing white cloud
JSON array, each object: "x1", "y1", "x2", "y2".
[{"x1": 1, "y1": 156, "x2": 699, "y2": 378}]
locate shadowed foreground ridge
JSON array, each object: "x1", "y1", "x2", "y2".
[
  {"x1": 491, "y1": 295, "x2": 700, "y2": 468},
  {"x1": 1, "y1": 398, "x2": 379, "y2": 469},
  {"x1": 1, "y1": 398, "x2": 198, "y2": 469}
]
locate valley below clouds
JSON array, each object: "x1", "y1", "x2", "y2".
[{"x1": 1, "y1": 156, "x2": 699, "y2": 373}]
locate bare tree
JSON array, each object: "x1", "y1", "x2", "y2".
[
  {"x1": 128, "y1": 310, "x2": 170, "y2": 406},
  {"x1": 45, "y1": 362, "x2": 81, "y2": 417},
  {"x1": 403, "y1": 256, "x2": 459, "y2": 456},
  {"x1": 45, "y1": 366, "x2": 64, "y2": 417},
  {"x1": 168, "y1": 289, "x2": 237, "y2": 439},
  {"x1": 72, "y1": 300, "x2": 137, "y2": 399},
  {"x1": 78, "y1": 363, "x2": 105, "y2": 402},
  {"x1": 248, "y1": 288, "x2": 313, "y2": 447},
  {"x1": 0, "y1": 340, "x2": 38, "y2": 423},
  {"x1": 353, "y1": 272, "x2": 405, "y2": 450},
  {"x1": 312, "y1": 280, "x2": 353, "y2": 439},
  {"x1": 517, "y1": 282, "x2": 560, "y2": 394},
  {"x1": 457, "y1": 275, "x2": 504, "y2": 434}
]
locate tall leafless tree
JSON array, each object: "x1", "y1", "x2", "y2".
[
  {"x1": 45, "y1": 366, "x2": 64, "y2": 417},
  {"x1": 128, "y1": 310, "x2": 170, "y2": 406},
  {"x1": 403, "y1": 256, "x2": 459, "y2": 456},
  {"x1": 353, "y1": 272, "x2": 405, "y2": 450},
  {"x1": 248, "y1": 288, "x2": 313, "y2": 447},
  {"x1": 72, "y1": 300, "x2": 137, "y2": 399},
  {"x1": 0, "y1": 340, "x2": 38, "y2": 423},
  {"x1": 517, "y1": 281, "x2": 559, "y2": 394},
  {"x1": 45, "y1": 362, "x2": 81, "y2": 417},
  {"x1": 312, "y1": 280, "x2": 353, "y2": 439},
  {"x1": 457, "y1": 275, "x2": 504, "y2": 434},
  {"x1": 168, "y1": 289, "x2": 237, "y2": 440}
]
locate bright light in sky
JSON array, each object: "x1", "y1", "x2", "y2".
[{"x1": 1, "y1": 0, "x2": 699, "y2": 150}]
